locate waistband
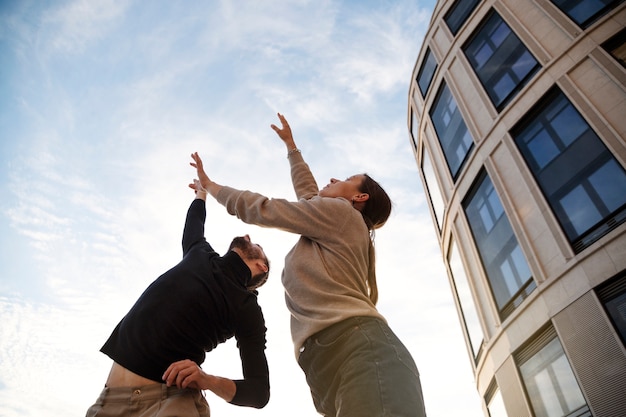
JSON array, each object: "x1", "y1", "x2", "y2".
[
  {"x1": 99, "y1": 383, "x2": 195, "y2": 402},
  {"x1": 300, "y1": 316, "x2": 383, "y2": 356}
]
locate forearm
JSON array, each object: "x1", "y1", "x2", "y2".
[
  {"x1": 203, "y1": 180, "x2": 223, "y2": 200},
  {"x1": 204, "y1": 374, "x2": 237, "y2": 403}
]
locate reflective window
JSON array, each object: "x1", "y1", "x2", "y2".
[
  {"x1": 449, "y1": 239, "x2": 483, "y2": 360},
  {"x1": 463, "y1": 10, "x2": 541, "y2": 111},
  {"x1": 517, "y1": 328, "x2": 589, "y2": 417},
  {"x1": 463, "y1": 170, "x2": 534, "y2": 319},
  {"x1": 511, "y1": 88, "x2": 626, "y2": 252},
  {"x1": 444, "y1": 0, "x2": 481, "y2": 35},
  {"x1": 550, "y1": 0, "x2": 624, "y2": 28},
  {"x1": 422, "y1": 147, "x2": 445, "y2": 231},
  {"x1": 485, "y1": 382, "x2": 508, "y2": 417},
  {"x1": 429, "y1": 81, "x2": 474, "y2": 180},
  {"x1": 602, "y1": 28, "x2": 626, "y2": 69},
  {"x1": 417, "y1": 48, "x2": 438, "y2": 97},
  {"x1": 597, "y1": 272, "x2": 626, "y2": 347},
  {"x1": 410, "y1": 109, "x2": 419, "y2": 150}
]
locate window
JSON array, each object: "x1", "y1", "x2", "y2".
[
  {"x1": 485, "y1": 380, "x2": 508, "y2": 417},
  {"x1": 449, "y1": 238, "x2": 483, "y2": 360},
  {"x1": 511, "y1": 87, "x2": 626, "y2": 252},
  {"x1": 516, "y1": 326, "x2": 590, "y2": 417},
  {"x1": 410, "y1": 110, "x2": 419, "y2": 150},
  {"x1": 550, "y1": 0, "x2": 624, "y2": 28},
  {"x1": 597, "y1": 271, "x2": 626, "y2": 347},
  {"x1": 463, "y1": 170, "x2": 535, "y2": 319},
  {"x1": 417, "y1": 48, "x2": 438, "y2": 97},
  {"x1": 602, "y1": 27, "x2": 626, "y2": 69},
  {"x1": 422, "y1": 147, "x2": 445, "y2": 231},
  {"x1": 429, "y1": 81, "x2": 474, "y2": 180},
  {"x1": 463, "y1": 10, "x2": 541, "y2": 111},
  {"x1": 444, "y1": 0, "x2": 481, "y2": 35}
]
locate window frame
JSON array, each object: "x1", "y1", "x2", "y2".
[
  {"x1": 429, "y1": 80, "x2": 475, "y2": 181},
  {"x1": 462, "y1": 169, "x2": 535, "y2": 320},
  {"x1": 549, "y1": 0, "x2": 624, "y2": 29},
  {"x1": 462, "y1": 9, "x2": 541, "y2": 112},
  {"x1": 416, "y1": 48, "x2": 438, "y2": 98},
  {"x1": 444, "y1": 0, "x2": 482, "y2": 36},
  {"x1": 515, "y1": 325, "x2": 591, "y2": 417},
  {"x1": 510, "y1": 86, "x2": 626, "y2": 253}
]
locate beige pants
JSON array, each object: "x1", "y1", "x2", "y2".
[{"x1": 86, "y1": 383, "x2": 210, "y2": 417}]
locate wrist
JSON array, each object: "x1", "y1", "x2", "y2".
[{"x1": 287, "y1": 147, "x2": 301, "y2": 157}]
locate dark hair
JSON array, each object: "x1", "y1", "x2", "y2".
[
  {"x1": 228, "y1": 237, "x2": 270, "y2": 291},
  {"x1": 248, "y1": 256, "x2": 270, "y2": 291},
  {"x1": 357, "y1": 174, "x2": 392, "y2": 305},
  {"x1": 359, "y1": 174, "x2": 392, "y2": 231}
]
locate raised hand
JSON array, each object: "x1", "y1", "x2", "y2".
[{"x1": 270, "y1": 113, "x2": 296, "y2": 150}]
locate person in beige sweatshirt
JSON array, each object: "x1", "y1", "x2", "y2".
[{"x1": 189, "y1": 113, "x2": 426, "y2": 417}]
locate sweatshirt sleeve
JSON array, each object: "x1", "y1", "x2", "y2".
[
  {"x1": 215, "y1": 152, "x2": 353, "y2": 241},
  {"x1": 181, "y1": 198, "x2": 212, "y2": 256},
  {"x1": 229, "y1": 298, "x2": 270, "y2": 408},
  {"x1": 288, "y1": 151, "x2": 319, "y2": 200}
]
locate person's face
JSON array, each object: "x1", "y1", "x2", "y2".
[{"x1": 319, "y1": 174, "x2": 366, "y2": 200}]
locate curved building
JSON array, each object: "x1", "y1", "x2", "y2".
[{"x1": 408, "y1": 1, "x2": 626, "y2": 416}]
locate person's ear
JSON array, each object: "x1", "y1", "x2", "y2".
[
  {"x1": 256, "y1": 260, "x2": 269, "y2": 274},
  {"x1": 353, "y1": 193, "x2": 369, "y2": 203}
]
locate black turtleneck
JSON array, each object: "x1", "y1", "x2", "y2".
[{"x1": 101, "y1": 198, "x2": 269, "y2": 408}]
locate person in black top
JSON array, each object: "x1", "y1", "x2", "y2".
[{"x1": 86, "y1": 178, "x2": 271, "y2": 417}]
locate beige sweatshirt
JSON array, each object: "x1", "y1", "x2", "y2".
[{"x1": 216, "y1": 151, "x2": 386, "y2": 358}]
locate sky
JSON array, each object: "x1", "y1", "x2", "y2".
[{"x1": 0, "y1": 1, "x2": 484, "y2": 416}]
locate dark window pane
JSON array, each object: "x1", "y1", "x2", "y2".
[
  {"x1": 417, "y1": 48, "x2": 438, "y2": 97},
  {"x1": 602, "y1": 28, "x2": 626, "y2": 69},
  {"x1": 430, "y1": 81, "x2": 474, "y2": 179},
  {"x1": 512, "y1": 88, "x2": 626, "y2": 251},
  {"x1": 463, "y1": 11, "x2": 541, "y2": 110},
  {"x1": 597, "y1": 273, "x2": 626, "y2": 347},
  {"x1": 550, "y1": 0, "x2": 624, "y2": 28},
  {"x1": 444, "y1": 0, "x2": 481, "y2": 35},
  {"x1": 463, "y1": 171, "x2": 534, "y2": 316}
]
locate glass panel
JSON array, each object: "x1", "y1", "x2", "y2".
[
  {"x1": 411, "y1": 110, "x2": 419, "y2": 150},
  {"x1": 464, "y1": 172, "x2": 534, "y2": 313},
  {"x1": 520, "y1": 337, "x2": 587, "y2": 417},
  {"x1": 417, "y1": 48, "x2": 438, "y2": 97},
  {"x1": 449, "y1": 240, "x2": 484, "y2": 359},
  {"x1": 444, "y1": 0, "x2": 481, "y2": 35},
  {"x1": 463, "y1": 11, "x2": 541, "y2": 110},
  {"x1": 422, "y1": 148, "x2": 445, "y2": 230},
  {"x1": 605, "y1": 291, "x2": 626, "y2": 345},
  {"x1": 487, "y1": 388, "x2": 508, "y2": 417},
  {"x1": 430, "y1": 82, "x2": 474, "y2": 179},
  {"x1": 550, "y1": 0, "x2": 622, "y2": 28},
  {"x1": 512, "y1": 88, "x2": 626, "y2": 249},
  {"x1": 602, "y1": 28, "x2": 626, "y2": 69}
]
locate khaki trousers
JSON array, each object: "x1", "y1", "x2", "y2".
[{"x1": 86, "y1": 383, "x2": 210, "y2": 417}]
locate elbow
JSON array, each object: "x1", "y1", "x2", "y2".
[
  {"x1": 256, "y1": 389, "x2": 270, "y2": 408},
  {"x1": 248, "y1": 387, "x2": 270, "y2": 409}
]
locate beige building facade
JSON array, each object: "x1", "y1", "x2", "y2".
[{"x1": 408, "y1": 0, "x2": 626, "y2": 416}]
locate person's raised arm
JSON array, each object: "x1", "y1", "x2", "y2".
[
  {"x1": 189, "y1": 152, "x2": 223, "y2": 199},
  {"x1": 270, "y1": 112, "x2": 297, "y2": 153},
  {"x1": 182, "y1": 179, "x2": 209, "y2": 255}
]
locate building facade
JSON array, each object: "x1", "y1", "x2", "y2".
[{"x1": 408, "y1": 0, "x2": 626, "y2": 416}]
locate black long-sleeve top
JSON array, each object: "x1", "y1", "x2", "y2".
[{"x1": 100, "y1": 198, "x2": 270, "y2": 408}]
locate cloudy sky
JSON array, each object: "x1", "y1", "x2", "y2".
[{"x1": 0, "y1": 0, "x2": 484, "y2": 416}]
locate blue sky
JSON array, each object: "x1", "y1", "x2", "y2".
[{"x1": 0, "y1": 1, "x2": 484, "y2": 416}]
